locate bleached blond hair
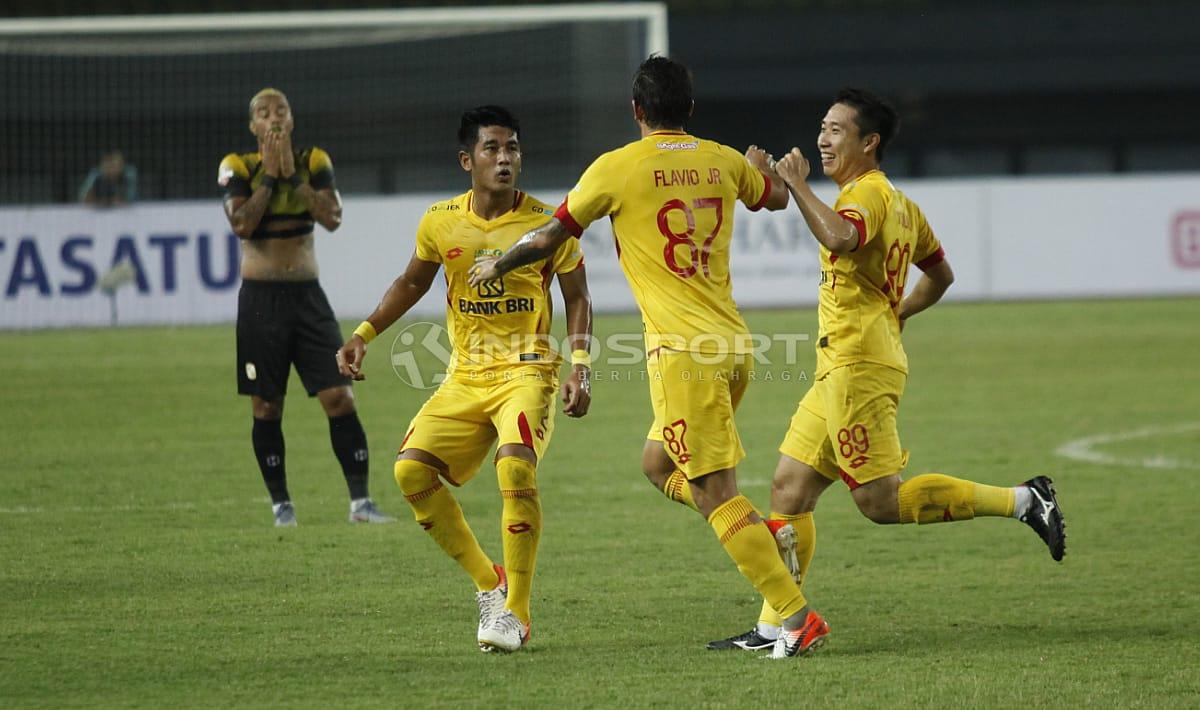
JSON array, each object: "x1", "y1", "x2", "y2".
[{"x1": 248, "y1": 88, "x2": 288, "y2": 119}]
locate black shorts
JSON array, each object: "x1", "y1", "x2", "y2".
[{"x1": 236, "y1": 279, "x2": 351, "y2": 399}]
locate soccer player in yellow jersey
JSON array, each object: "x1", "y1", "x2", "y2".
[
  {"x1": 336, "y1": 106, "x2": 593, "y2": 653},
  {"x1": 708, "y1": 88, "x2": 1067, "y2": 654},
  {"x1": 470, "y1": 56, "x2": 829, "y2": 660},
  {"x1": 220, "y1": 88, "x2": 391, "y2": 527}
]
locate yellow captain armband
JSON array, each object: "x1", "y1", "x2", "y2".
[
  {"x1": 570, "y1": 349, "x2": 592, "y2": 367},
  {"x1": 353, "y1": 321, "x2": 377, "y2": 344}
]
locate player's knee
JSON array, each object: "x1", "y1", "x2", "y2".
[
  {"x1": 854, "y1": 494, "x2": 899, "y2": 525},
  {"x1": 772, "y1": 468, "x2": 828, "y2": 512},
  {"x1": 642, "y1": 465, "x2": 670, "y2": 490},
  {"x1": 320, "y1": 387, "x2": 356, "y2": 417},
  {"x1": 394, "y1": 458, "x2": 441, "y2": 497},
  {"x1": 252, "y1": 398, "x2": 283, "y2": 420},
  {"x1": 641, "y1": 443, "x2": 673, "y2": 487},
  {"x1": 496, "y1": 456, "x2": 537, "y2": 492}
]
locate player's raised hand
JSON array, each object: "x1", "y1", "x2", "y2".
[
  {"x1": 336, "y1": 336, "x2": 368, "y2": 380},
  {"x1": 468, "y1": 258, "x2": 500, "y2": 287},
  {"x1": 775, "y1": 147, "x2": 810, "y2": 185},
  {"x1": 261, "y1": 131, "x2": 281, "y2": 178},
  {"x1": 278, "y1": 131, "x2": 296, "y2": 179},
  {"x1": 744, "y1": 145, "x2": 776, "y2": 173},
  {"x1": 562, "y1": 367, "x2": 591, "y2": 418}
]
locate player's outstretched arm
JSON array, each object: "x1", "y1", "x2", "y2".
[
  {"x1": 775, "y1": 148, "x2": 859, "y2": 254},
  {"x1": 468, "y1": 219, "x2": 573, "y2": 286},
  {"x1": 745, "y1": 145, "x2": 790, "y2": 211},
  {"x1": 558, "y1": 264, "x2": 593, "y2": 418},
  {"x1": 897, "y1": 258, "x2": 955, "y2": 329},
  {"x1": 336, "y1": 255, "x2": 440, "y2": 380}
]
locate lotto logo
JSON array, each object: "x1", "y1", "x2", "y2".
[
  {"x1": 506, "y1": 522, "x2": 533, "y2": 534},
  {"x1": 1172, "y1": 212, "x2": 1200, "y2": 268},
  {"x1": 848, "y1": 454, "x2": 870, "y2": 470}
]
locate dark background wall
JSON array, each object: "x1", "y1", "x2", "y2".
[{"x1": 2, "y1": 0, "x2": 1196, "y2": 203}]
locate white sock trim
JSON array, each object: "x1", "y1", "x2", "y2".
[
  {"x1": 756, "y1": 622, "x2": 781, "y2": 640},
  {"x1": 1012, "y1": 486, "x2": 1032, "y2": 519}
]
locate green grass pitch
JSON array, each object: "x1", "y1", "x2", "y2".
[{"x1": 1, "y1": 298, "x2": 1198, "y2": 707}]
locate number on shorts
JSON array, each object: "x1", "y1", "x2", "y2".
[
  {"x1": 837, "y1": 424, "x2": 870, "y2": 459},
  {"x1": 662, "y1": 418, "x2": 692, "y2": 463}
]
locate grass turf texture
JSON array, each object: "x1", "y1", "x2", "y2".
[{"x1": 1, "y1": 298, "x2": 1198, "y2": 708}]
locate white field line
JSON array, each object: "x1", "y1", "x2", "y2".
[
  {"x1": 1055, "y1": 422, "x2": 1200, "y2": 470},
  {"x1": 0, "y1": 477, "x2": 775, "y2": 515},
  {"x1": 0, "y1": 497, "x2": 263, "y2": 515}
]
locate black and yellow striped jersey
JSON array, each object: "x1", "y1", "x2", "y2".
[{"x1": 217, "y1": 147, "x2": 336, "y2": 239}]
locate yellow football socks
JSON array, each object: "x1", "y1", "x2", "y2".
[
  {"x1": 394, "y1": 459, "x2": 499, "y2": 592},
  {"x1": 662, "y1": 470, "x2": 700, "y2": 513},
  {"x1": 708, "y1": 495, "x2": 807, "y2": 620},
  {"x1": 898, "y1": 473, "x2": 1016, "y2": 524},
  {"x1": 758, "y1": 511, "x2": 815, "y2": 628},
  {"x1": 497, "y1": 456, "x2": 540, "y2": 625}
]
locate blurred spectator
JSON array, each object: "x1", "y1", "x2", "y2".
[{"x1": 79, "y1": 150, "x2": 138, "y2": 206}]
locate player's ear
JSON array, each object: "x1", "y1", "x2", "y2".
[
  {"x1": 631, "y1": 100, "x2": 644, "y2": 123},
  {"x1": 687, "y1": 100, "x2": 695, "y2": 119},
  {"x1": 458, "y1": 150, "x2": 472, "y2": 172},
  {"x1": 863, "y1": 133, "x2": 880, "y2": 156}
]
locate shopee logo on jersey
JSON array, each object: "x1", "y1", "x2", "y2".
[{"x1": 1171, "y1": 211, "x2": 1200, "y2": 268}]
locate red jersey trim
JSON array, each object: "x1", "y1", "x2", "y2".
[
  {"x1": 838, "y1": 210, "x2": 868, "y2": 249},
  {"x1": 749, "y1": 173, "x2": 772, "y2": 212},
  {"x1": 916, "y1": 247, "x2": 946, "y2": 271},
  {"x1": 554, "y1": 200, "x2": 584, "y2": 238},
  {"x1": 838, "y1": 469, "x2": 862, "y2": 490},
  {"x1": 559, "y1": 259, "x2": 586, "y2": 275}
]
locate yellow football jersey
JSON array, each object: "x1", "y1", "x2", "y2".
[
  {"x1": 554, "y1": 131, "x2": 772, "y2": 354},
  {"x1": 416, "y1": 190, "x2": 583, "y2": 382},
  {"x1": 815, "y1": 170, "x2": 945, "y2": 378},
  {"x1": 217, "y1": 147, "x2": 335, "y2": 239}
]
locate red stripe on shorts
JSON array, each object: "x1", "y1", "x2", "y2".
[
  {"x1": 838, "y1": 469, "x2": 862, "y2": 490},
  {"x1": 517, "y1": 412, "x2": 535, "y2": 449}
]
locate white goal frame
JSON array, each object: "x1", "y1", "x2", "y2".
[{"x1": 0, "y1": 3, "x2": 668, "y2": 56}]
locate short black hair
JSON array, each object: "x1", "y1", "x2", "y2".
[
  {"x1": 833, "y1": 88, "x2": 900, "y2": 163},
  {"x1": 458, "y1": 105, "x2": 520, "y2": 152},
  {"x1": 632, "y1": 55, "x2": 693, "y2": 129}
]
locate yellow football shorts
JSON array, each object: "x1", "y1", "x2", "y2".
[
  {"x1": 646, "y1": 348, "x2": 752, "y2": 479},
  {"x1": 779, "y1": 362, "x2": 909, "y2": 488},
  {"x1": 399, "y1": 369, "x2": 557, "y2": 486}
]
